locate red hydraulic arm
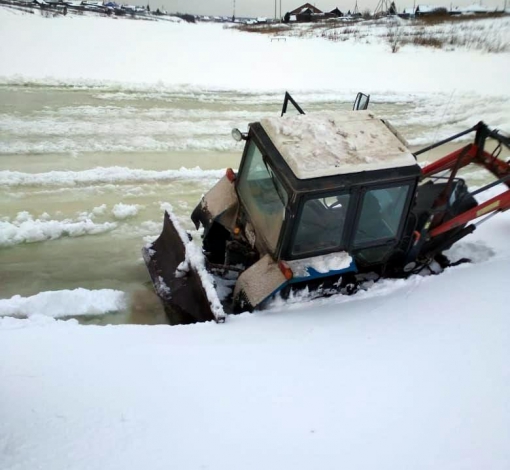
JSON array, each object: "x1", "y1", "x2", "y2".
[{"x1": 418, "y1": 123, "x2": 510, "y2": 238}]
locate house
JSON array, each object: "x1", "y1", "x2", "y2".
[
  {"x1": 330, "y1": 7, "x2": 344, "y2": 17},
  {"x1": 414, "y1": 4, "x2": 448, "y2": 16},
  {"x1": 450, "y1": 3, "x2": 494, "y2": 14},
  {"x1": 289, "y1": 3, "x2": 323, "y2": 15},
  {"x1": 285, "y1": 3, "x2": 338, "y2": 22}
]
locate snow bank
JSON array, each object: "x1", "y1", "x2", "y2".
[
  {"x1": 0, "y1": 211, "x2": 117, "y2": 247},
  {"x1": 0, "y1": 250, "x2": 509, "y2": 469},
  {"x1": 0, "y1": 288, "x2": 127, "y2": 318},
  {"x1": 0, "y1": 8, "x2": 509, "y2": 95},
  {"x1": 0, "y1": 166, "x2": 225, "y2": 187}
]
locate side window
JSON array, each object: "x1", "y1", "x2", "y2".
[
  {"x1": 292, "y1": 194, "x2": 350, "y2": 256},
  {"x1": 354, "y1": 186, "x2": 409, "y2": 247}
]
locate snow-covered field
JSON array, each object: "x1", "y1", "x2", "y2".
[
  {"x1": 1, "y1": 8, "x2": 510, "y2": 94},
  {"x1": 0, "y1": 7, "x2": 510, "y2": 470}
]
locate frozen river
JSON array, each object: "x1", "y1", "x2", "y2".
[{"x1": 1, "y1": 84, "x2": 507, "y2": 324}]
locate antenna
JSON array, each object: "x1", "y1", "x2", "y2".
[
  {"x1": 353, "y1": 0, "x2": 360, "y2": 15},
  {"x1": 374, "y1": 0, "x2": 396, "y2": 15}
]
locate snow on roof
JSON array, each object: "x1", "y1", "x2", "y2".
[
  {"x1": 415, "y1": 4, "x2": 439, "y2": 12},
  {"x1": 453, "y1": 3, "x2": 492, "y2": 12},
  {"x1": 260, "y1": 111, "x2": 416, "y2": 180}
]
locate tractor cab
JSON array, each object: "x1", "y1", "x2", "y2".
[{"x1": 233, "y1": 111, "x2": 421, "y2": 271}]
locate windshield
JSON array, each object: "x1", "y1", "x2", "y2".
[{"x1": 237, "y1": 140, "x2": 288, "y2": 252}]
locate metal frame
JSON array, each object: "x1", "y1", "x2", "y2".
[
  {"x1": 420, "y1": 122, "x2": 510, "y2": 239},
  {"x1": 281, "y1": 92, "x2": 306, "y2": 116}
]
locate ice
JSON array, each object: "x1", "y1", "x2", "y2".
[
  {"x1": 0, "y1": 166, "x2": 226, "y2": 187},
  {"x1": 92, "y1": 203, "x2": 107, "y2": 216},
  {"x1": 111, "y1": 203, "x2": 141, "y2": 220},
  {"x1": 0, "y1": 288, "x2": 126, "y2": 318},
  {"x1": 0, "y1": 212, "x2": 117, "y2": 247}
]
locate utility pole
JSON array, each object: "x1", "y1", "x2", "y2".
[
  {"x1": 280, "y1": 0, "x2": 282, "y2": 19},
  {"x1": 275, "y1": 0, "x2": 277, "y2": 19}
]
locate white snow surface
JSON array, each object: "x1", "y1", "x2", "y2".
[
  {"x1": 288, "y1": 252, "x2": 353, "y2": 277},
  {"x1": 0, "y1": 8, "x2": 509, "y2": 95},
  {"x1": 1, "y1": 200, "x2": 509, "y2": 470},
  {"x1": 1, "y1": 8, "x2": 510, "y2": 470},
  {"x1": 0, "y1": 288, "x2": 126, "y2": 318},
  {"x1": 1, "y1": 241, "x2": 510, "y2": 469},
  {"x1": 260, "y1": 112, "x2": 416, "y2": 178}
]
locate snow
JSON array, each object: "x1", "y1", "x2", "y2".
[
  {"x1": 1, "y1": 8, "x2": 510, "y2": 470},
  {"x1": 0, "y1": 211, "x2": 117, "y2": 247},
  {"x1": 0, "y1": 288, "x2": 126, "y2": 318},
  {"x1": 1, "y1": 238, "x2": 510, "y2": 469},
  {"x1": 0, "y1": 8, "x2": 509, "y2": 95},
  {"x1": 260, "y1": 111, "x2": 416, "y2": 179},
  {"x1": 454, "y1": 3, "x2": 493, "y2": 13},
  {"x1": 415, "y1": 4, "x2": 440, "y2": 13},
  {"x1": 288, "y1": 252, "x2": 353, "y2": 277}
]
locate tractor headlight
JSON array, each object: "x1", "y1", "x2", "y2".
[{"x1": 231, "y1": 128, "x2": 245, "y2": 142}]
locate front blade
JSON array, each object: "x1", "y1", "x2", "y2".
[{"x1": 143, "y1": 210, "x2": 225, "y2": 324}]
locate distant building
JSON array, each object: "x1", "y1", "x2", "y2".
[
  {"x1": 289, "y1": 3, "x2": 323, "y2": 15},
  {"x1": 284, "y1": 3, "x2": 339, "y2": 22},
  {"x1": 450, "y1": 3, "x2": 494, "y2": 14},
  {"x1": 414, "y1": 4, "x2": 448, "y2": 15}
]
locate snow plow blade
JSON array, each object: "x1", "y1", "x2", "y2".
[{"x1": 142, "y1": 211, "x2": 226, "y2": 325}]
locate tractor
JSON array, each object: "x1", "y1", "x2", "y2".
[{"x1": 143, "y1": 93, "x2": 510, "y2": 324}]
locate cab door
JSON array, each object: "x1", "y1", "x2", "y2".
[{"x1": 349, "y1": 182, "x2": 414, "y2": 266}]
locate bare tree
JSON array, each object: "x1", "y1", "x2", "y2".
[{"x1": 386, "y1": 18, "x2": 402, "y2": 53}]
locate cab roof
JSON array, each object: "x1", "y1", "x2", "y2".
[{"x1": 259, "y1": 111, "x2": 416, "y2": 180}]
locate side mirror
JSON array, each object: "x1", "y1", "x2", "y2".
[{"x1": 353, "y1": 92, "x2": 370, "y2": 111}]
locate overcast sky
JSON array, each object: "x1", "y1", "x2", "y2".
[{"x1": 156, "y1": 0, "x2": 506, "y2": 17}]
